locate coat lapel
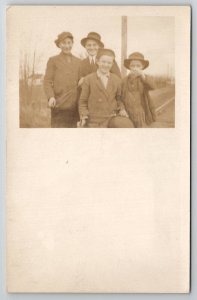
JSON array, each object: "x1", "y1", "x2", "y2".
[
  {"x1": 84, "y1": 58, "x2": 91, "y2": 73},
  {"x1": 95, "y1": 74, "x2": 109, "y2": 99},
  {"x1": 85, "y1": 57, "x2": 97, "y2": 73},
  {"x1": 58, "y1": 52, "x2": 72, "y2": 67},
  {"x1": 106, "y1": 75, "x2": 113, "y2": 96}
]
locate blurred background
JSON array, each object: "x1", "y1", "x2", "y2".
[{"x1": 19, "y1": 10, "x2": 175, "y2": 128}]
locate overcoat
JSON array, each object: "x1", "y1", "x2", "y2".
[
  {"x1": 44, "y1": 52, "x2": 81, "y2": 127},
  {"x1": 121, "y1": 75, "x2": 155, "y2": 127},
  {"x1": 79, "y1": 72, "x2": 125, "y2": 126},
  {"x1": 79, "y1": 57, "x2": 121, "y2": 79}
]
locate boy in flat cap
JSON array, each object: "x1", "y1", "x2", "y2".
[
  {"x1": 78, "y1": 49, "x2": 133, "y2": 128},
  {"x1": 122, "y1": 52, "x2": 155, "y2": 128},
  {"x1": 44, "y1": 32, "x2": 80, "y2": 128},
  {"x1": 78, "y1": 32, "x2": 121, "y2": 87}
]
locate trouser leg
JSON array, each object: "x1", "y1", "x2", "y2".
[
  {"x1": 87, "y1": 119, "x2": 109, "y2": 128},
  {"x1": 108, "y1": 116, "x2": 134, "y2": 128},
  {"x1": 51, "y1": 108, "x2": 79, "y2": 128}
]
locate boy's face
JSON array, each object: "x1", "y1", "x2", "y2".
[
  {"x1": 129, "y1": 60, "x2": 144, "y2": 71},
  {"x1": 85, "y1": 39, "x2": 100, "y2": 56},
  {"x1": 97, "y1": 55, "x2": 114, "y2": 74},
  {"x1": 59, "y1": 38, "x2": 73, "y2": 54}
]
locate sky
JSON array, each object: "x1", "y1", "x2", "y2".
[
  {"x1": 19, "y1": 7, "x2": 174, "y2": 77},
  {"x1": 127, "y1": 17, "x2": 174, "y2": 76}
]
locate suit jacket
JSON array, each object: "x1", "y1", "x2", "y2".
[
  {"x1": 44, "y1": 52, "x2": 81, "y2": 110},
  {"x1": 79, "y1": 72, "x2": 124, "y2": 123},
  {"x1": 79, "y1": 57, "x2": 121, "y2": 79}
]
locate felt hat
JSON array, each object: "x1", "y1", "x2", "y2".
[
  {"x1": 81, "y1": 32, "x2": 104, "y2": 48},
  {"x1": 96, "y1": 48, "x2": 115, "y2": 59},
  {"x1": 54, "y1": 32, "x2": 73, "y2": 48},
  {"x1": 124, "y1": 52, "x2": 149, "y2": 70}
]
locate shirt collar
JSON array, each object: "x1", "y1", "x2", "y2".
[
  {"x1": 88, "y1": 55, "x2": 96, "y2": 63},
  {"x1": 60, "y1": 51, "x2": 72, "y2": 57},
  {"x1": 97, "y1": 69, "x2": 110, "y2": 78}
]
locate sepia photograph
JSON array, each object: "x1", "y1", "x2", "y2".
[
  {"x1": 6, "y1": 5, "x2": 190, "y2": 293},
  {"x1": 19, "y1": 9, "x2": 175, "y2": 128}
]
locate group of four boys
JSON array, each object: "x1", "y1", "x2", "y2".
[{"x1": 44, "y1": 31, "x2": 155, "y2": 128}]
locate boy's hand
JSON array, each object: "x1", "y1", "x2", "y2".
[
  {"x1": 48, "y1": 97, "x2": 56, "y2": 108},
  {"x1": 81, "y1": 119, "x2": 87, "y2": 127},
  {"x1": 119, "y1": 109, "x2": 128, "y2": 118},
  {"x1": 129, "y1": 69, "x2": 145, "y2": 80},
  {"x1": 78, "y1": 116, "x2": 88, "y2": 127},
  {"x1": 137, "y1": 69, "x2": 146, "y2": 80},
  {"x1": 78, "y1": 77, "x2": 84, "y2": 87}
]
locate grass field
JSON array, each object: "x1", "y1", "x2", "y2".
[
  {"x1": 19, "y1": 79, "x2": 175, "y2": 128},
  {"x1": 20, "y1": 81, "x2": 50, "y2": 128}
]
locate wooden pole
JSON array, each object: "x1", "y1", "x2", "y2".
[{"x1": 121, "y1": 16, "x2": 127, "y2": 77}]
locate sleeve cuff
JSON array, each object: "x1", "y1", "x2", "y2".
[{"x1": 80, "y1": 115, "x2": 89, "y2": 120}]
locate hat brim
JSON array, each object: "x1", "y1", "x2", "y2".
[
  {"x1": 54, "y1": 36, "x2": 73, "y2": 48},
  {"x1": 124, "y1": 59, "x2": 149, "y2": 70},
  {"x1": 81, "y1": 37, "x2": 104, "y2": 48},
  {"x1": 55, "y1": 39, "x2": 61, "y2": 48}
]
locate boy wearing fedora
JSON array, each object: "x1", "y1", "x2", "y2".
[
  {"x1": 78, "y1": 48, "x2": 133, "y2": 128},
  {"x1": 78, "y1": 32, "x2": 121, "y2": 86},
  {"x1": 44, "y1": 32, "x2": 81, "y2": 128},
  {"x1": 122, "y1": 52, "x2": 155, "y2": 128}
]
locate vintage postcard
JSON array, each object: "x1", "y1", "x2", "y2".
[{"x1": 6, "y1": 5, "x2": 190, "y2": 292}]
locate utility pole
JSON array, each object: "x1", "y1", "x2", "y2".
[{"x1": 121, "y1": 16, "x2": 128, "y2": 77}]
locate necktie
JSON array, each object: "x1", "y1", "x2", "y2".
[
  {"x1": 91, "y1": 58, "x2": 94, "y2": 65},
  {"x1": 90, "y1": 58, "x2": 95, "y2": 71}
]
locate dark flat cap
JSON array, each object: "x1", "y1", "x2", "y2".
[{"x1": 96, "y1": 48, "x2": 115, "y2": 59}]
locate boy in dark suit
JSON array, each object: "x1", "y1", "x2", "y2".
[
  {"x1": 44, "y1": 32, "x2": 81, "y2": 128},
  {"x1": 122, "y1": 52, "x2": 155, "y2": 127},
  {"x1": 78, "y1": 49, "x2": 133, "y2": 128},
  {"x1": 78, "y1": 32, "x2": 121, "y2": 87}
]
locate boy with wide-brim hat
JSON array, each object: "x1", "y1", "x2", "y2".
[
  {"x1": 78, "y1": 48, "x2": 134, "y2": 128},
  {"x1": 78, "y1": 32, "x2": 121, "y2": 87},
  {"x1": 122, "y1": 52, "x2": 155, "y2": 128},
  {"x1": 44, "y1": 32, "x2": 81, "y2": 128},
  {"x1": 124, "y1": 52, "x2": 149, "y2": 70}
]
